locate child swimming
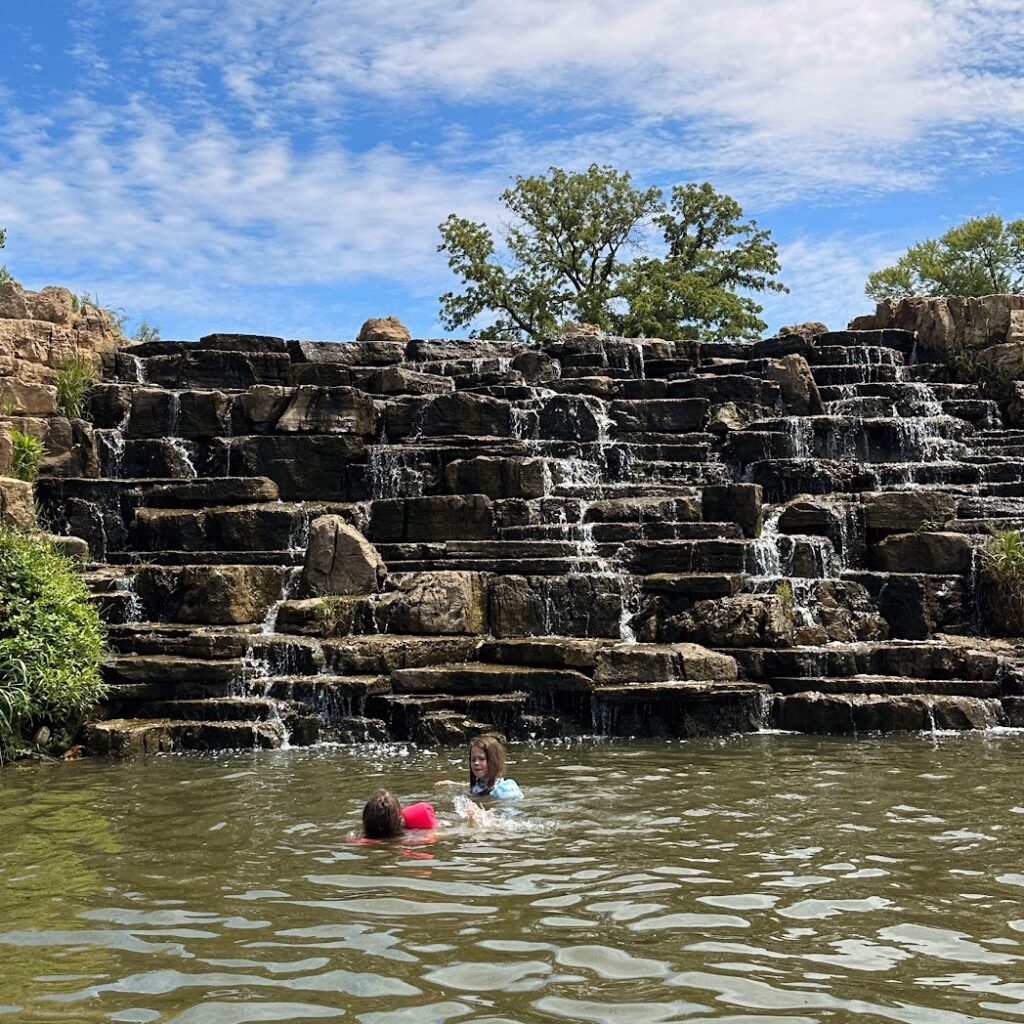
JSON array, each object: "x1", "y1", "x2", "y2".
[
  {"x1": 361, "y1": 789, "x2": 439, "y2": 839},
  {"x1": 437, "y1": 735, "x2": 523, "y2": 800}
]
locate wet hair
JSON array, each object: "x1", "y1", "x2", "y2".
[
  {"x1": 362, "y1": 789, "x2": 404, "y2": 839},
  {"x1": 468, "y1": 734, "x2": 507, "y2": 794}
]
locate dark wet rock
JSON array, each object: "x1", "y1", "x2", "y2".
[
  {"x1": 376, "y1": 571, "x2": 488, "y2": 635},
  {"x1": 870, "y1": 532, "x2": 977, "y2": 575},
  {"x1": 863, "y1": 492, "x2": 957, "y2": 538},
  {"x1": 665, "y1": 594, "x2": 794, "y2": 648}
]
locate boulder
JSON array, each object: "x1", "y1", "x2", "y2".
[
  {"x1": 702, "y1": 483, "x2": 763, "y2": 538},
  {"x1": 863, "y1": 491, "x2": 956, "y2": 537},
  {"x1": 276, "y1": 386, "x2": 378, "y2": 436},
  {"x1": 869, "y1": 532, "x2": 976, "y2": 575},
  {"x1": 357, "y1": 316, "x2": 411, "y2": 343},
  {"x1": 0, "y1": 477, "x2": 34, "y2": 529},
  {"x1": 301, "y1": 517, "x2": 386, "y2": 597},
  {"x1": 488, "y1": 575, "x2": 625, "y2": 638},
  {"x1": 765, "y1": 354, "x2": 825, "y2": 415},
  {"x1": 376, "y1": 571, "x2": 488, "y2": 635},
  {"x1": 593, "y1": 643, "x2": 737, "y2": 684},
  {"x1": 368, "y1": 494, "x2": 495, "y2": 543},
  {"x1": 976, "y1": 341, "x2": 1024, "y2": 379},
  {"x1": 665, "y1": 594, "x2": 794, "y2": 648}
]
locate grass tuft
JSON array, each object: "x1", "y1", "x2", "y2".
[
  {"x1": 10, "y1": 428, "x2": 44, "y2": 482},
  {"x1": 55, "y1": 355, "x2": 99, "y2": 420},
  {"x1": 979, "y1": 527, "x2": 1024, "y2": 636}
]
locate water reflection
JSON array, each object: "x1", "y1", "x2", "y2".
[{"x1": 1, "y1": 734, "x2": 1023, "y2": 1023}]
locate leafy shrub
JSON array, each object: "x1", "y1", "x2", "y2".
[
  {"x1": 10, "y1": 428, "x2": 44, "y2": 482},
  {"x1": 132, "y1": 320, "x2": 161, "y2": 343},
  {"x1": 0, "y1": 527, "x2": 107, "y2": 761},
  {"x1": 55, "y1": 355, "x2": 99, "y2": 419},
  {"x1": 978, "y1": 528, "x2": 1024, "y2": 636}
]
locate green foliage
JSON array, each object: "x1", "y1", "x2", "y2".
[
  {"x1": 438, "y1": 165, "x2": 787, "y2": 342},
  {"x1": 132, "y1": 320, "x2": 161, "y2": 343},
  {"x1": 866, "y1": 216, "x2": 1024, "y2": 302},
  {"x1": 979, "y1": 527, "x2": 1024, "y2": 636},
  {"x1": 0, "y1": 527, "x2": 107, "y2": 761},
  {"x1": 55, "y1": 356, "x2": 99, "y2": 419},
  {"x1": 775, "y1": 580, "x2": 795, "y2": 611},
  {"x1": 10, "y1": 428, "x2": 44, "y2": 482},
  {"x1": 0, "y1": 226, "x2": 9, "y2": 285}
]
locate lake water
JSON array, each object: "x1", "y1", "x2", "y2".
[{"x1": 2, "y1": 733, "x2": 1024, "y2": 1024}]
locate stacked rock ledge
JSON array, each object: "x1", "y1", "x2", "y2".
[{"x1": 8, "y1": 306, "x2": 1024, "y2": 755}]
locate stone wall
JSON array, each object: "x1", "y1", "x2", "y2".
[{"x1": 0, "y1": 280, "x2": 120, "y2": 497}]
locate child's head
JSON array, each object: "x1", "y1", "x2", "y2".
[
  {"x1": 362, "y1": 789, "x2": 403, "y2": 839},
  {"x1": 468, "y1": 734, "x2": 507, "y2": 792}
]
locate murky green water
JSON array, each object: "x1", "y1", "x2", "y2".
[{"x1": 2, "y1": 733, "x2": 1024, "y2": 1024}]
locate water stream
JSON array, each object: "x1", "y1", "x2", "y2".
[{"x1": 2, "y1": 735, "x2": 1023, "y2": 1023}]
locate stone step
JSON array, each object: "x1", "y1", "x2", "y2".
[
  {"x1": 731, "y1": 642, "x2": 1000, "y2": 682},
  {"x1": 772, "y1": 692, "x2": 1003, "y2": 733},
  {"x1": 497, "y1": 521, "x2": 743, "y2": 543},
  {"x1": 131, "y1": 503, "x2": 309, "y2": 552},
  {"x1": 621, "y1": 539, "x2": 752, "y2": 573},
  {"x1": 806, "y1": 345, "x2": 904, "y2": 367},
  {"x1": 133, "y1": 696, "x2": 307, "y2": 723},
  {"x1": 591, "y1": 681, "x2": 768, "y2": 737},
  {"x1": 320, "y1": 635, "x2": 482, "y2": 674},
  {"x1": 102, "y1": 654, "x2": 243, "y2": 687},
  {"x1": 818, "y1": 381, "x2": 976, "y2": 403},
  {"x1": 476, "y1": 639, "x2": 738, "y2": 681},
  {"x1": 382, "y1": 556, "x2": 611, "y2": 575},
  {"x1": 83, "y1": 717, "x2": 290, "y2": 758},
  {"x1": 770, "y1": 675, "x2": 1002, "y2": 697},
  {"x1": 370, "y1": 692, "x2": 529, "y2": 742},
  {"x1": 108, "y1": 550, "x2": 305, "y2": 566},
  {"x1": 811, "y1": 364, "x2": 899, "y2": 386},
  {"x1": 388, "y1": 661, "x2": 594, "y2": 695},
  {"x1": 106, "y1": 623, "x2": 259, "y2": 659}
]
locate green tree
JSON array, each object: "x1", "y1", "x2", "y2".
[
  {"x1": 866, "y1": 215, "x2": 1024, "y2": 302},
  {"x1": 438, "y1": 165, "x2": 787, "y2": 342}
]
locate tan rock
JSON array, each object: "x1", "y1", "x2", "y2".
[
  {"x1": 976, "y1": 341, "x2": 1024, "y2": 379},
  {"x1": 765, "y1": 354, "x2": 824, "y2": 415},
  {"x1": 28, "y1": 287, "x2": 76, "y2": 325},
  {"x1": 0, "y1": 281, "x2": 30, "y2": 319},
  {"x1": 376, "y1": 571, "x2": 488, "y2": 635},
  {"x1": 301, "y1": 517, "x2": 386, "y2": 596},
  {"x1": 0, "y1": 379, "x2": 58, "y2": 416},
  {"x1": 0, "y1": 478, "x2": 34, "y2": 529},
  {"x1": 357, "y1": 316, "x2": 411, "y2": 343}
]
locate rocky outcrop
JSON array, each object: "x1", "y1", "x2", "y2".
[
  {"x1": 850, "y1": 294, "x2": 1024, "y2": 356},
  {"x1": 22, "y1": 309, "x2": 1024, "y2": 756}
]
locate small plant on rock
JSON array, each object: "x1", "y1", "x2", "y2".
[
  {"x1": 55, "y1": 355, "x2": 99, "y2": 419},
  {"x1": 978, "y1": 527, "x2": 1024, "y2": 636},
  {"x1": 10, "y1": 428, "x2": 44, "y2": 482},
  {"x1": 132, "y1": 320, "x2": 161, "y2": 343},
  {"x1": 0, "y1": 526, "x2": 107, "y2": 762},
  {"x1": 775, "y1": 580, "x2": 795, "y2": 611}
]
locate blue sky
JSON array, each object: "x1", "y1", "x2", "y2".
[{"x1": 3, "y1": 0, "x2": 1024, "y2": 341}]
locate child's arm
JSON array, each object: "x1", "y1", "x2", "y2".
[{"x1": 434, "y1": 779, "x2": 463, "y2": 789}]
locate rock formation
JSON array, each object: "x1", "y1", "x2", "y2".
[{"x1": 3, "y1": 300, "x2": 1022, "y2": 756}]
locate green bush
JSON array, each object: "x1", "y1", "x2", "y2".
[
  {"x1": 10, "y1": 428, "x2": 44, "y2": 482},
  {"x1": 0, "y1": 527, "x2": 107, "y2": 761},
  {"x1": 979, "y1": 528, "x2": 1024, "y2": 636},
  {"x1": 55, "y1": 356, "x2": 99, "y2": 419}
]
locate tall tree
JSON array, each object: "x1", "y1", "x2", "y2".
[
  {"x1": 438, "y1": 165, "x2": 786, "y2": 342},
  {"x1": 866, "y1": 215, "x2": 1024, "y2": 301}
]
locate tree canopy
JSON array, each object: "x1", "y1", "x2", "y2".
[
  {"x1": 438, "y1": 165, "x2": 787, "y2": 342},
  {"x1": 866, "y1": 215, "x2": 1024, "y2": 302}
]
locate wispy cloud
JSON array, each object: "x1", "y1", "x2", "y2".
[{"x1": 2, "y1": 0, "x2": 1024, "y2": 336}]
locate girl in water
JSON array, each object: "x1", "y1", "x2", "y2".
[
  {"x1": 437, "y1": 735, "x2": 523, "y2": 800},
  {"x1": 361, "y1": 789, "x2": 438, "y2": 838}
]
